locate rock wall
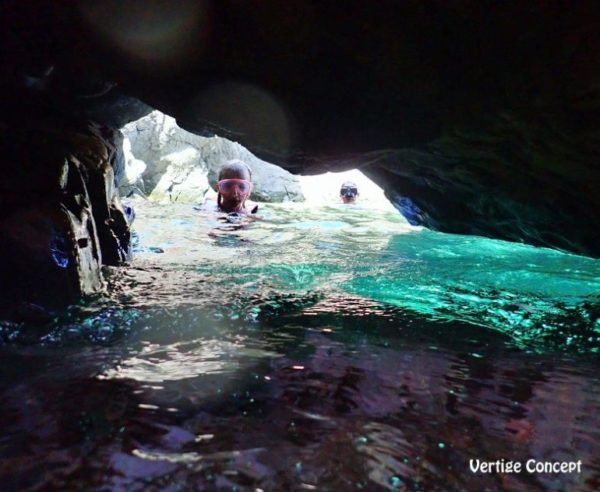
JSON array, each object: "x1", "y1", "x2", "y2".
[
  {"x1": 365, "y1": 116, "x2": 600, "y2": 256},
  {"x1": 0, "y1": 113, "x2": 131, "y2": 312},
  {"x1": 121, "y1": 111, "x2": 304, "y2": 203}
]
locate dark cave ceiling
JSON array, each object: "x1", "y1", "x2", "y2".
[{"x1": 1, "y1": 0, "x2": 599, "y2": 257}]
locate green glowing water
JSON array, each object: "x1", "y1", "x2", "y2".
[
  {"x1": 1, "y1": 201, "x2": 599, "y2": 491},
  {"x1": 129, "y1": 201, "x2": 599, "y2": 353}
]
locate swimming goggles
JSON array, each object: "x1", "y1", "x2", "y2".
[
  {"x1": 217, "y1": 179, "x2": 252, "y2": 194},
  {"x1": 340, "y1": 186, "x2": 358, "y2": 196}
]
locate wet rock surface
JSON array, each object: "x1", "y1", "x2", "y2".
[{"x1": 0, "y1": 114, "x2": 130, "y2": 309}]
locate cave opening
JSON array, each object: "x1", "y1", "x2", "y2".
[
  {"x1": 119, "y1": 110, "x2": 397, "y2": 210},
  {"x1": 0, "y1": 2, "x2": 599, "y2": 490}
]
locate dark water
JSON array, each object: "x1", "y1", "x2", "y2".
[{"x1": 0, "y1": 202, "x2": 598, "y2": 491}]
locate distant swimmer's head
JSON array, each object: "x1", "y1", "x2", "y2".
[
  {"x1": 340, "y1": 181, "x2": 359, "y2": 204},
  {"x1": 217, "y1": 159, "x2": 253, "y2": 213}
]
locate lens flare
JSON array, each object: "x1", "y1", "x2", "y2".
[{"x1": 78, "y1": 0, "x2": 211, "y2": 69}]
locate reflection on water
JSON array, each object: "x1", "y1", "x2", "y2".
[{"x1": 0, "y1": 201, "x2": 599, "y2": 490}]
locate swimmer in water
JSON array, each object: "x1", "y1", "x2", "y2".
[
  {"x1": 202, "y1": 159, "x2": 259, "y2": 215},
  {"x1": 340, "y1": 181, "x2": 359, "y2": 204},
  {"x1": 199, "y1": 159, "x2": 259, "y2": 234}
]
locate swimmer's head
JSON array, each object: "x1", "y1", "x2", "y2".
[
  {"x1": 217, "y1": 159, "x2": 253, "y2": 212},
  {"x1": 218, "y1": 159, "x2": 252, "y2": 181},
  {"x1": 340, "y1": 181, "x2": 358, "y2": 204}
]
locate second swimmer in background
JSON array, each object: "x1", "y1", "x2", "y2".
[{"x1": 340, "y1": 181, "x2": 359, "y2": 204}]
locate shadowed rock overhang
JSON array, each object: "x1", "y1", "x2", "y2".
[{"x1": 1, "y1": 0, "x2": 599, "y2": 258}]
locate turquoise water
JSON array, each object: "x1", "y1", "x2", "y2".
[
  {"x1": 129, "y1": 202, "x2": 599, "y2": 353},
  {"x1": 0, "y1": 201, "x2": 598, "y2": 490}
]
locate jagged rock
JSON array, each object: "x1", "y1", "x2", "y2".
[
  {"x1": 0, "y1": 114, "x2": 134, "y2": 309},
  {"x1": 122, "y1": 111, "x2": 304, "y2": 203},
  {"x1": 53, "y1": 125, "x2": 132, "y2": 266},
  {"x1": 0, "y1": 203, "x2": 104, "y2": 309},
  {"x1": 75, "y1": 89, "x2": 153, "y2": 130},
  {"x1": 122, "y1": 112, "x2": 210, "y2": 202},
  {"x1": 118, "y1": 137, "x2": 147, "y2": 198},
  {"x1": 147, "y1": 151, "x2": 208, "y2": 204},
  {"x1": 0, "y1": 128, "x2": 105, "y2": 309}
]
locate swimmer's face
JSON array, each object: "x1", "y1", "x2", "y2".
[
  {"x1": 340, "y1": 185, "x2": 358, "y2": 204},
  {"x1": 218, "y1": 166, "x2": 252, "y2": 208}
]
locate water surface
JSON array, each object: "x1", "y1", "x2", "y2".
[{"x1": 0, "y1": 202, "x2": 598, "y2": 491}]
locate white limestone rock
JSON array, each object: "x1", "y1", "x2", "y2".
[{"x1": 121, "y1": 110, "x2": 303, "y2": 203}]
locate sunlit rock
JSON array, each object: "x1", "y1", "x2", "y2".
[
  {"x1": 122, "y1": 111, "x2": 303, "y2": 203},
  {"x1": 119, "y1": 138, "x2": 147, "y2": 197},
  {"x1": 148, "y1": 151, "x2": 208, "y2": 204}
]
